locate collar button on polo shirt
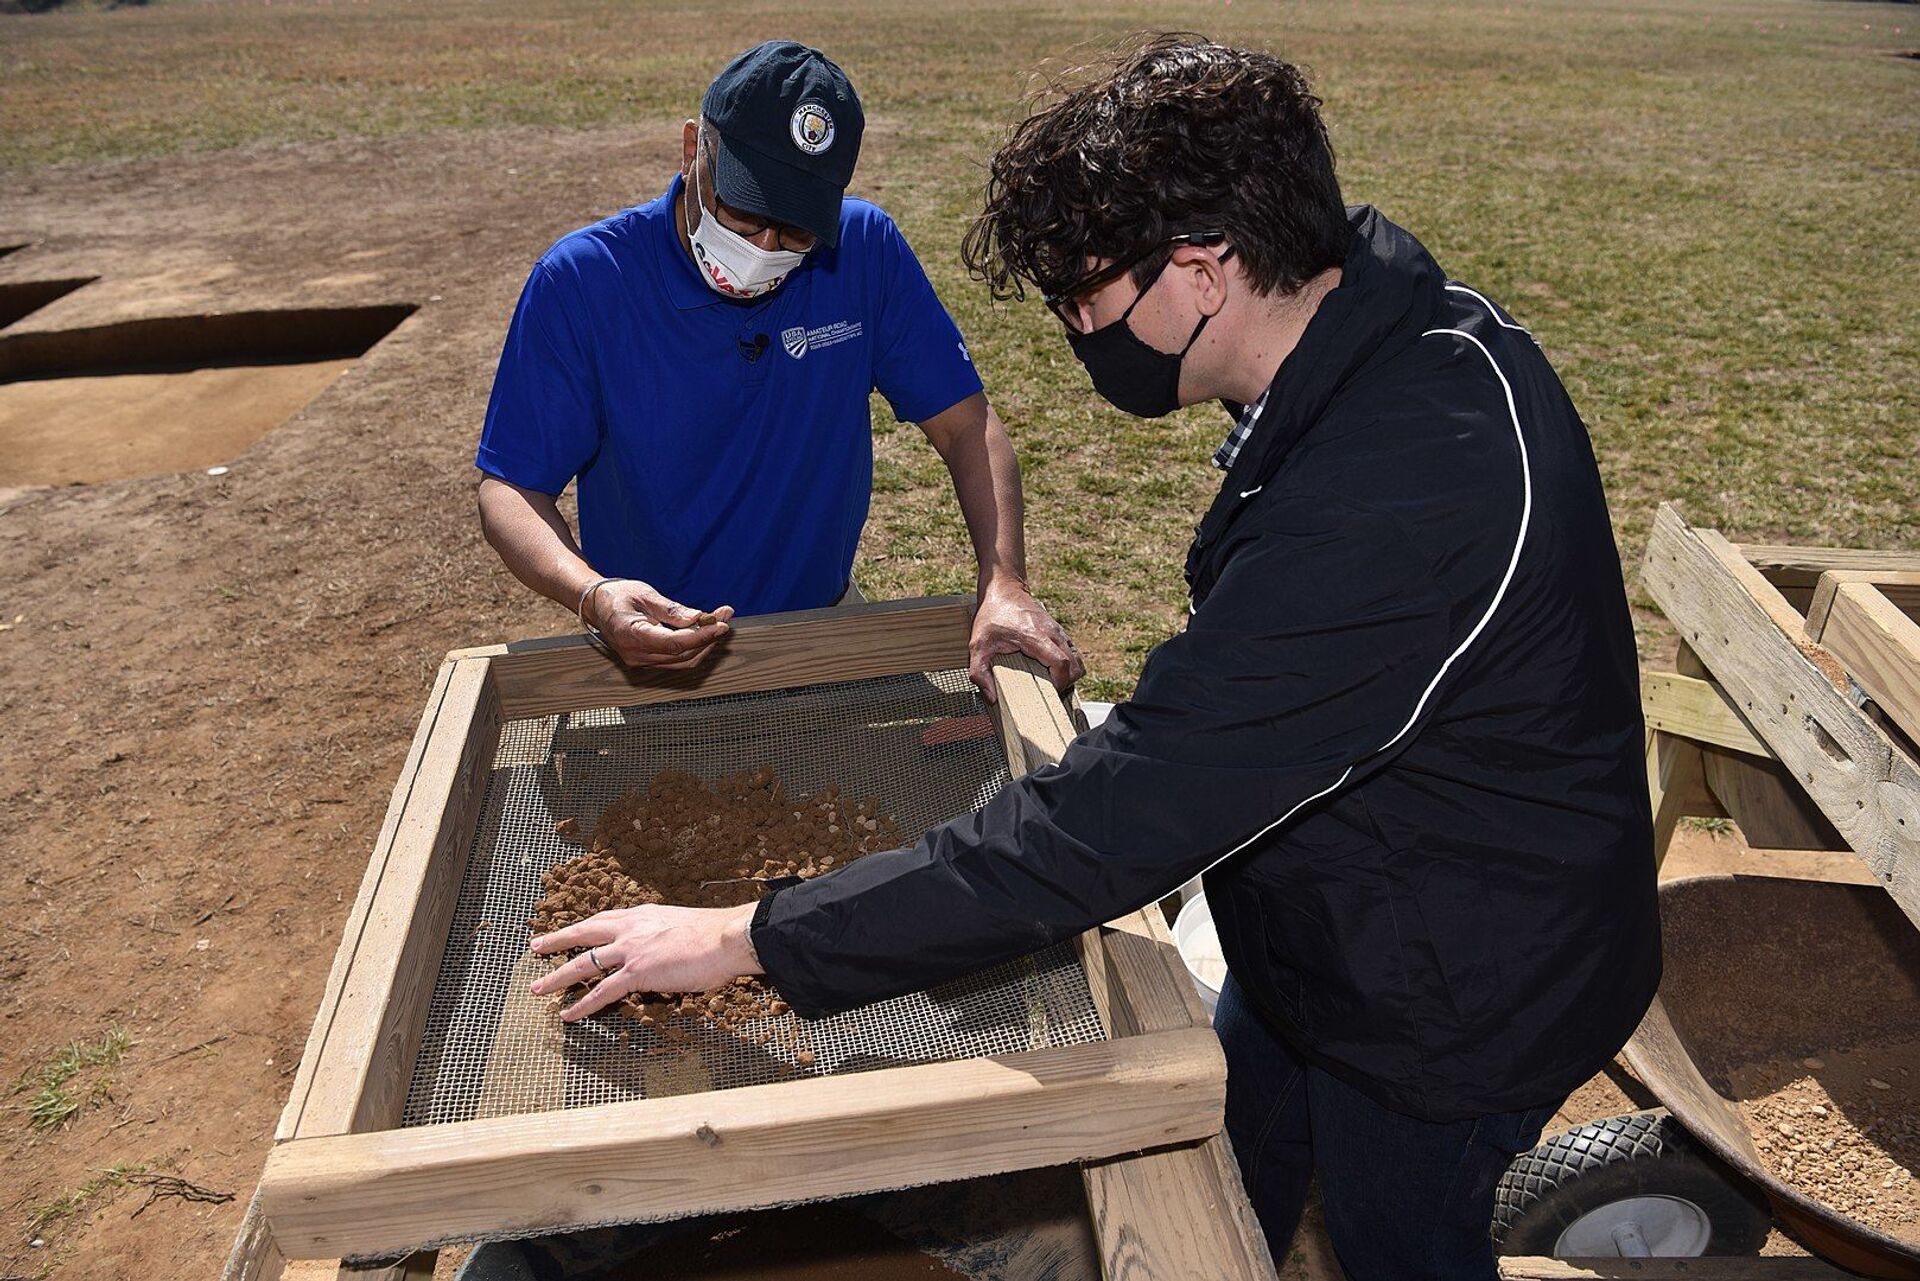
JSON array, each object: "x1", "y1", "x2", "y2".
[{"x1": 476, "y1": 171, "x2": 981, "y2": 617}]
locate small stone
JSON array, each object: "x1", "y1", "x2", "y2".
[
  {"x1": 1870, "y1": 1078, "x2": 1893, "y2": 1091},
  {"x1": 1804, "y1": 1057, "x2": 1825, "y2": 1070}
]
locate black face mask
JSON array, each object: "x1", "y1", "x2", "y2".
[{"x1": 1064, "y1": 246, "x2": 1235, "y2": 419}]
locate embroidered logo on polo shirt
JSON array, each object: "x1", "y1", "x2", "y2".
[
  {"x1": 791, "y1": 103, "x2": 835, "y2": 155},
  {"x1": 782, "y1": 320, "x2": 863, "y2": 359}
]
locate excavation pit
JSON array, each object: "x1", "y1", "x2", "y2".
[
  {"x1": 0, "y1": 304, "x2": 413, "y2": 485},
  {"x1": 0, "y1": 277, "x2": 95, "y2": 330}
]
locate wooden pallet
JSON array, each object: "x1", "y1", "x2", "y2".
[
  {"x1": 228, "y1": 597, "x2": 1272, "y2": 1280},
  {"x1": 1626, "y1": 504, "x2": 1920, "y2": 1278},
  {"x1": 1641, "y1": 504, "x2": 1920, "y2": 902}
]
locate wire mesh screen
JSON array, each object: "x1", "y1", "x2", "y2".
[{"x1": 403, "y1": 669, "x2": 1106, "y2": 1128}]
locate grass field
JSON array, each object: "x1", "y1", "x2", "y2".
[{"x1": 3, "y1": 0, "x2": 1916, "y2": 697}]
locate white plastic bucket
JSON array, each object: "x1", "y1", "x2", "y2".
[{"x1": 1172, "y1": 891, "x2": 1227, "y2": 1018}]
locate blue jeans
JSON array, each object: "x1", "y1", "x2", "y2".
[{"x1": 1215, "y1": 973, "x2": 1561, "y2": 1280}]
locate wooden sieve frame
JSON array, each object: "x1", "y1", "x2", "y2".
[{"x1": 241, "y1": 597, "x2": 1272, "y2": 1279}]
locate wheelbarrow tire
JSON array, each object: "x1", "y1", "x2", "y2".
[{"x1": 1493, "y1": 1110, "x2": 1772, "y2": 1256}]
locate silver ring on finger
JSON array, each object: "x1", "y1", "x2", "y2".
[{"x1": 588, "y1": 946, "x2": 608, "y2": 975}]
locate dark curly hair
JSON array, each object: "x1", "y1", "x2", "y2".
[{"x1": 962, "y1": 35, "x2": 1350, "y2": 303}]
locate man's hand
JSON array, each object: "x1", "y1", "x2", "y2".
[
  {"x1": 586, "y1": 579, "x2": 735, "y2": 670},
  {"x1": 969, "y1": 581, "x2": 1084, "y2": 702},
  {"x1": 529, "y1": 902, "x2": 761, "y2": 1023}
]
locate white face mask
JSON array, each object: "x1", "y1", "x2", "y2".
[{"x1": 685, "y1": 148, "x2": 809, "y2": 300}]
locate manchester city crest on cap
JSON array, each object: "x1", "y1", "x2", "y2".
[{"x1": 790, "y1": 102, "x2": 835, "y2": 155}]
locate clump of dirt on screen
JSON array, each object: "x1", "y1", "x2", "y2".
[{"x1": 530, "y1": 769, "x2": 902, "y2": 1035}]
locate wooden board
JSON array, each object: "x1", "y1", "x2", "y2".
[
  {"x1": 281, "y1": 658, "x2": 502, "y2": 1139},
  {"x1": 1810, "y1": 580, "x2": 1920, "y2": 748},
  {"x1": 1643, "y1": 505, "x2": 1920, "y2": 923},
  {"x1": 455, "y1": 596, "x2": 973, "y2": 722},
  {"x1": 1738, "y1": 543, "x2": 1920, "y2": 616},
  {"x1": 1699, "y1": 745, "x2": 1847, "y2": 851},
  {"x1": 1641, "y1": 672, "x2": 1770, "y2": 758},
  {"x1": 1804, "y1": 570, "x2": 1920, "y2": 637},
  {"x1": 259, "y1": 1029, "x2": 1224, "y2": 1260},
  {"x1": 1648, "y1": 731, "x2": 1720, "y2": 868},
  {"x1": 221, "y1": 1189, "x2": 285, "y2": 1281},
  {"x1": 1642, "y1": 656, "x2": 1846, "y2": 853},
  {"x1": 990, "y1": 654, "x2": 1279, "y2": 1281},
  {"x1": 275, "y1": 660, "x2": 459, "y2": 1143},
  {"x1": 1083, "y1": 1134, "x2": 1274, "y2": 1281},
  {"x1": 1738, "y1": 544, "x2": 1920, "y2": 590},
  {"x1": 250, "y1": 660, "x2": 501, "y2": 1281}
]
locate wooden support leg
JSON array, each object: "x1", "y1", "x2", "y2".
[
  {"x1": 222, "y1": 1189, "x2": 285, "y2": 1281},
  {"x1": 1083, "y1": 1133, "x2": 1275, "y2": 1280},
  {"x1": 1648, "y1": 728, "x2": 1715, "y2": 871}
]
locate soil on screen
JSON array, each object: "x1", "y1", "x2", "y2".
[{"x1": 531, "y1": 769, "x2": 902, "y2": 1034}]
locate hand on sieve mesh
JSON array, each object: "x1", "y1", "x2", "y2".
[
  {"x1": 529, "y1": 901, "x2": 762, "y2": 1022},
  {"x1": 584, "y1": 579, "x2": 735, "y2": 670}
]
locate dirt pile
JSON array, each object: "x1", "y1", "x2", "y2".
[
  {"x1": 529, "y1": 769, "x2": 902, "y2": 1031},
  {"x1": 1736, "y1": 1039, "x2": 1920, "y2": 1242}
]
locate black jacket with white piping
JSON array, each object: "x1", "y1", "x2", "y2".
[{"x1": 752, "y1": 208, "x2": 1660, "y2": 1121}]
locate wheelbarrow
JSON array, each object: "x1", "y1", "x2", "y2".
[{"x1": 1494, "y1": 874, "x2": 1920, "y2": 1275}]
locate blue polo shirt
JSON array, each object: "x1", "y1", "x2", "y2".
[{"x1": 477, "y1": 174, "x2": 983, "y2": 618}]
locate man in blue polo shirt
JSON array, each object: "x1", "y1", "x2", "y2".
[{"x1": 475, "y1": 40, "x2": 1081, "y2": 699}]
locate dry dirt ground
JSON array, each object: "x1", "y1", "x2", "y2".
[
  {"x1": 0, "y1": 120, "x2": 721, "y2": 1279},
  {"x1": 0, "y1": 125, "x2": 1887, "y2": 1279}
]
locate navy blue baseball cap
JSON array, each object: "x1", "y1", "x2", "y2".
[{"x1": 701, "y1": 41, "x2": 864, "y2": 249}]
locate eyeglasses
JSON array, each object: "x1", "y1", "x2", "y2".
[
  {"x1": 699, "y1": 146, "x2": 820, "y2": 253},
  {"x1": 1042, "y1": 229, "x2": 1229, "y2": 331},
  {"x1": 713, "y1": 201, "x2": 819, "y2": 254}
]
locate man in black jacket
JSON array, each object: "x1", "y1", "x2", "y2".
[{"x1": 529, "y1": 36, "x2": 1661, "y2": 1278}]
